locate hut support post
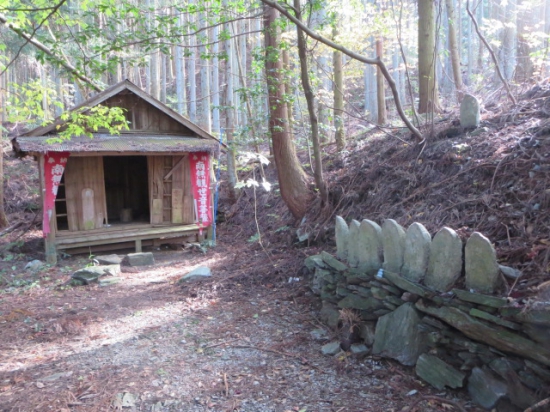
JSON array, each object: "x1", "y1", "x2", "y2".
[{"x1": 39, "y1": 155, "x2": 58, "y2": 264}]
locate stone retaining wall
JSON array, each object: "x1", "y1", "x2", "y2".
[{"x1": 307, "y1": 217, "x2": 550, "y2": 411}]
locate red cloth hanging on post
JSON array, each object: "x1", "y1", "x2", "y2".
[
  {"x1": 43, "y1": 152, "x2": 70, "y2": 237},
  {"x1": 189, "y1": 152, "x2": 212, "y2": 232}
]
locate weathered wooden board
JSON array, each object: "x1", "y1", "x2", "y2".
[
  {"x1": 82, "y1": 188, "x2": 95, "y2": 230},
  {"x1": 103, "y1": 93, "x2": 191, "y2": 133},
  {"x1": 172, "y1": 189, "x2": 183, "y2": 223},
  {"x1": 152, "y1": 199, "x2": 163, "y2": 224},
  {"x1": 65, "y1": 157, "x2": 107, "y2": 231},
  {"x1": 182, "y1": 156, "x2": 195, "y2": 224}
]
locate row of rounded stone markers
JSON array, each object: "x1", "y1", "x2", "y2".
[
  {"x1": 335, "y1": 216, "x2": 504, "y2": 294},
  {"x1": 307, "y1": 217, "x2": 550, "y2": 410}
]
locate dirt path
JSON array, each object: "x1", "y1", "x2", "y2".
[{"x1": 0, "y1": 237, "x2": 482, "y2": 412}]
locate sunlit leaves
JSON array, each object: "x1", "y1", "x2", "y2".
[{"x1": 50, "y1": 105, "x2": 129, "y2": 142}]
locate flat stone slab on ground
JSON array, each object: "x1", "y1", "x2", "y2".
[
  {"x1": 179, "y1": 266, "x2": 212, "y2": 282},
  {"x1": 71, "y1": 265, "x2": 121, "y2": 285},
  {"x1": 95, "y1": 254, "x2": 124, "y2": 265},
  {"x1": 24, "y1": 260, "x2": 44, "y2": 272},
  {"x1": 127, "y1": 252, "x2": 155, "y2": 266},
  {"x1": 321, "y1": 341, "x2": 341, "y2": 356}
]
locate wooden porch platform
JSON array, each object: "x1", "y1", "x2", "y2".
[{"x1": 55, "y1": 223, "x2": 201, "y2": 253}]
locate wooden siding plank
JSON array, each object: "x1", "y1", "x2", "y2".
[
  {"x1": 172, "y1": 188, "x2": 183, "y2": 223},
  {"x1": 81, "y1": 188, "x2": 96, "y2": 230},
  {"x1": 182, "y1": 156, "x2": 194, "y2": 224},
  {"x1": 65, "y1": 157, "x2": 107, "y2": 231}
]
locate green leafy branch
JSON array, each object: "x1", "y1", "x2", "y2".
[{"x1": 48, "y1": 105, "x2": 129, "y2": 143}]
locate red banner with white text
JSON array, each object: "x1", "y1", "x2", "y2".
[
  {"x1": 43, "y1": 152, "x2": 70, "y2": 237},
  {"x1": 189, "y1": 152, "x2": 212, "y2": 230}
]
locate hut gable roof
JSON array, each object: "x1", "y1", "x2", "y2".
[{"x1": 13, "y1": 79, "x2": 220, "y2": 155}]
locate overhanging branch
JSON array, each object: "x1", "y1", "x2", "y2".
[
  {"x1": 258, "y1": 0, "x2": 424, "y2": 142},
  {"x1": 0, "y1": 10, "x2": 101, "y2": 92}
]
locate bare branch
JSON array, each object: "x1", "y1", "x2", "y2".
[
  {"x1": 466, "y1": 0, "x2": 516, "y2": 105},
  {"x1": 258, "y1": 0, "x2": 424, "y2": 142},
  {"x1": 0, "y1": 6, "x2": 100, "y2": 91},
  {"x1": 0, "y1": 0, "x2": 67, "y2": 77}
]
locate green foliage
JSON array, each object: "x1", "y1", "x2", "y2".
[
  {"x1": 2, "y1": 79, "x2": 61, "y2": 128},
  {"x1": 49, "y1": 105, "x2": 129, "y2": 143}
]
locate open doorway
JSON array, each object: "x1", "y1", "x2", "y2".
[{"x1": 103, "y1": 156, "x2": 149, "y2": 224}]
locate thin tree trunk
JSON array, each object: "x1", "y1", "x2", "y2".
[
  {"x1": 199, "y1": 8, "x2": 211, "y2": 132},
  {"x1": 294, "y1": 0, "x2": 327, "y2": 204},
  {"x1": 264, "y1": 4, "x2": 311, "y2": 219},
  {"x1": 259, "y1": 0, "x2": 424, "y2": 142},
  {"x1": 376, "y1": 39, "x2": 387, "y2": 125},
  {"x1": 418, "y1": 0, "x2": 441, "y2": 114},
  {"x1": 466, "y1": 0, "x2": 517, "y2": 105},
  {"x1": 150, "y1": 0, "x2": 160, "y2": 100},
  {"x1": 445, "y1": 0, "x2": 464, "y2": 99},
  {"x1": 160, "y1": 52, "x2": 167, "y2": 103},
  {"x1": 223, "y1": 0, "x2": 239, "y2": 199},
  {"x1": 211, "y1": 19, "x2": 221, "y2": 137},
  {"x1": 175, "y1": 12, "x2": 187, "y2": 115},
  {"x1": 0, "y1": 74, "x2": 7, "y2": 228},
  {"x1": 188, "y1": 2, "x2": 197, "y2": 122},
  {"x1": 333, "y1": 26, "x2": 345, "y2": 151}
]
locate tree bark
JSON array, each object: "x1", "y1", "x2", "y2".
[
  {"x1": 199, "y1": 8, "x2": 212, "y2": 133},
  {"x1": 376, "y1": 38, "x2": 387, "y2": 125},
  {"x1": 294, "y1": 0, "x2": 327, "y2": 205},
  {"x1": 445, "y1": 0, "x2": 464, "y2": 100},
  {"x1": 175, "y1": 12, "x2": 187, "y2": 115},
  {"x1": 418, "y1": 0, "x2": 441, "y2": 114},
  {"x1": 0, "y1": 128, "x2": 8, "y2": 229},
  {"x1": 223, "y1": 0, "x2": 239, "y2": 200},
  {"x1": 333, "y1": 26, "x2": 345, "y2": 151},
  {"x1": 188, "y1": 2, "x2": 197, "y2": 123},
  {"x1": 264, "y1": 4, "x2": 311, "y2": 219}
]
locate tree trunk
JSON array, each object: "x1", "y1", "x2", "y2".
[
  {"x1": 376, "y1": 38, "x2": 387, "y2": 125},
  {"x1": 364, "y1": 46, "x2": 377, "y2": 122},
  {"x1": 418, "y1": 0, "x2": 441, "y2": 114},
  {"x1": 211, "y1": 19, "x2": 221, "y2": 137},
  {"x1": 333, "y1": 26, "x2": 345, "y2": 151},
  {"x1": 223, "y1": 0, "x2": 239, "y2": 200},
  {"x1": 445, "y1": 0, "x2": 464, "y2": 99},
  {"x1": 199, "y1": 9, "x2": 211, "y2": 133},
  {"x1": 175, "y1": 13, "x2": 187, "y2": 115},
  {"x1": 264, "y1": 5, "x2": 310, "y2": 219},
  {"x1": 294, "y1": 0, "x2": 327, "y2": 205},
  {"x1": 188, "y1": 2, "x2": 197, "y2": 123},
  {"x1": 500, "y1": 0, "x2": 517, "y2": 81}
]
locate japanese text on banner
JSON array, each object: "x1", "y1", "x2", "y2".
[{"x1": 189, "y1": 152, "x2": 212, "y2": 228}]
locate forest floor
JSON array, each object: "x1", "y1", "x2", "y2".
[{"x1": 1, "y1": 83, "x2": 550, "y2": 412}]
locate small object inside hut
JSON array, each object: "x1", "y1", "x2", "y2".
[{"x1": 120, "y1": 208, "x2": 133, "y2": 223}]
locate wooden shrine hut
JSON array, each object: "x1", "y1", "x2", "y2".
[{"x1": 12, "y1": 79, "x2": 219, "y2": 264}]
